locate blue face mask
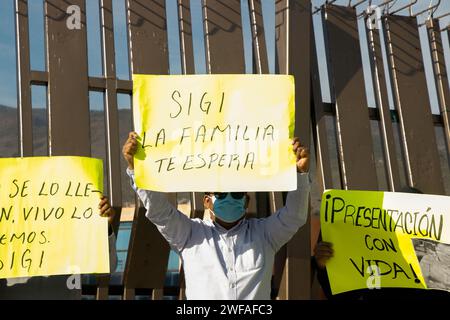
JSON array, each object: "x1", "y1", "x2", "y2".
[{"x1": 212, "y1": 194, "x2": 246, "y2": 223}]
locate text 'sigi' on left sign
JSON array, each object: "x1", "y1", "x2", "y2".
[{"x1": 0, "y1": 156, "x2": 109, "y2": 279}]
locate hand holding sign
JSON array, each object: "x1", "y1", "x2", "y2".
[
  {"x1": 123, "y1": 132, "x2": 138, "y2": 170},
  {"x1": 292, "y1": 137, "x2": 309, "y2": 173},
  {"x1": 98, "y1": 196, "x2": 114, "y2": 224},
  {"x1": 313, "y1": 241, "x2": 334, "y2": 270}
]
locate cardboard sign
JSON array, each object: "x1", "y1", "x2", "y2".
[
  {"x1": 132, "y1": 74, "x2": 296, "y2": 192},
  {"x1": 0, "y1": 156, "x2": 109, "y2": 279},
  {"x1": 320, "y1": 189, "x2": 450, "y2": 294}
]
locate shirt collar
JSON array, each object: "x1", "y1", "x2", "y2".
[{"x1": 213, "y1": 218, "x2": 245, "y2": 233}]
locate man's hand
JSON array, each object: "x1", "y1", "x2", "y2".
[
  {"x1": 292, "y1": 137, "x2": 309, "y2": 173},
  {"x1": 99, "y1": 196, "x2": 115, "y2": 236},
  {"x1": 123, "y1": 131, "x2": 138, "y2": 170},
  {"x1": 99, "y1": 196, "x2": 115, "y2": 226},
  {"x1": 313, "y1": 241, "x2": 334, "y2": 270}
]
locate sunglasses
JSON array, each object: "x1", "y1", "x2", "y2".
[{"x1": 213, "y1": 192, "x2": 245, "y2": 200}]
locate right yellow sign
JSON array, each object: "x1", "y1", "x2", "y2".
[{"x1": 320, "y1": 190, "x2": 450, "y2": 294}]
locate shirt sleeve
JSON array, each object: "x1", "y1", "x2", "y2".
[
  {"x1": 126, "y1": 168, "x2": 192, "y2": 253},
  {"x1": 262, "y1": 172, "x2": 310, "y2": 252}
]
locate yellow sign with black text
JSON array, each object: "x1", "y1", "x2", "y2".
[
  {"x1": 0, "y1": 157, "x2": 109, "y2": 279},
  {"x1": 320, "y1": 190, "x2": 450, "y2": 294},
  {"x1": 132, "y1": 74, "x2": 296, "y2": 192}
]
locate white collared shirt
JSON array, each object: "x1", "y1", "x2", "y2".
[{"x1": 127, "y1": 169, "x2": 310, "y2": 300}]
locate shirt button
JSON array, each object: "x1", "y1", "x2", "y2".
[
  {"x1": 229, "y1": 268, "x2": 234, "y2": 272},
  {"x1": 230, "y1": 283, "x2": 235, "y2": 288},
  {"x1": 228, "y1": 248, "x2": 232, "y2": 252}
]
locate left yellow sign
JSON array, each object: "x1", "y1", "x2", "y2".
[{"x1": 0, "y1": 156, "x2": 109, "y2": 279}]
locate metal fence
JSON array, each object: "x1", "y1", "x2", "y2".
[{"x1": 0, "y1": 0, "x2": 449, "y2": 300}]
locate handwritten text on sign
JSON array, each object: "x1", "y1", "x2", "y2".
[
  {"x1": 0, "y1": 157, "x2": 109, "y2": 279},
  {"x1": 132, "y1": 74, "x2": 296, "y2": 192},
  {"x1": 320, "y1": 190, "x2": 450, "y2": 294}
]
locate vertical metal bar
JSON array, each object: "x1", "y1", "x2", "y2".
[
  {"x1": 123, "y1": 0, "x2": 171, "y2": 300},
  {"x1": 202, "y1": 0, "x2": 245, "y2": 74},
  {"x1": 366, "y1": 18, "x2": 401, "y2": 191},
  {"x1": 247, "y1": 0, "x2": 272, "y2": 220},
  {"x1": 100, "y1": 0, "x2": 122, "y2": 228},
  {"x1": 15, "y1": 0, "x2": 33, "y2": 157},
  {"x1": 178, "y1": 265, "x2": 186, "y2": 300},
  {"x1": 201, "y1": 0, "x2": 211, "y2": 74},
  {"x1": 201, "y1": 1, "x2": 261, "y2": 218},
  {"x1": 45, "y1": 0, "x2": 91, "y2": 157},
  {"x1": 96, "y1": 0, "x2": 123, "y2": 300},
  {"x1": 310, "y1": 10, "x2": 340, "y2": 300},
  {"x1": 179, "y1": 0, "x2": 203, "y2": 220},
  {"x1": 178, "y1": 0, "x2": 195, "y2": 74},
  {"x1": 100, "y1": 0, "x2": 122, "y2": 232},
  {"x1": 322, "y1": 5, "x2": 378, "y2": 190},
  {"x1": 274, "y1": 0, "x2": 312, "y2": 300},
  {"x1": 248, "y1": 0, "x2": 268, "y2": 74},
  {"x1": 273, "y1": 0, "x2": 290, "y2": 298},
  {"x1": 126, "y1": 0, "x2": 169, "y2": 75},
  {"x1": 123, "y1": 287, "x2": 135, "y2": 300},
  {"x1": 383, "y1": 16, "x2": 445, "y2": 194},
  {"x1": 428, "y1": 19, "x2": 450, "y2": 162},
  {"x1": 152, "y1": 288, "x2": 164, "y2": 300},
  {"x1": 178, "y1": 0, "x2": 196, "y2": 300},
  {"x1": 311, "y1": 12, "x2": 334, "y2": 193}
]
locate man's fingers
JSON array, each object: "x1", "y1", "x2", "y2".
[
  {"x1": 123, "y1": 137, "x2": 138, "y2": 156},
  {"x1": 300, "y1": 147, "x2": 309, "y2": 158},
  {"x1": 129, "y1": 131, "x2": 138, "y2": 139},
  {"x1": 101, "y1": 207, "x2": 113, "y2": 217},
  {"x1": 100, "y1": 206, "x2": 113, "y2": 218},
  {"x1": 98, "y1": 197, "x2": 107, "y2": 208},
  {"x1": 124, "y1": 132, "x2": 138, "y2": 149},
  {"x1": 314, "y1": 242, "x2": 333, "y2": 251},
  {"x1": 296, "y1": 148, "x2": 301, "y2": 159},
  {"x1": 315, "y1": 248, "x2": 334, "y2": 256},
  {"x1": 99, "y1": 201, "x2": 110, "y2": 213},
  {"x1": 99, "y1": 196, "x2": 112, "y2": 217},
  {"x1": 314, "y1": 245, "x2": 334, "y2": 253},
  {"x1": 124, "y1": 139, "x2": 137, "y2": 151}
]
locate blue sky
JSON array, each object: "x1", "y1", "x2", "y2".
[{"x1": 0, "y1": 0, "x2": 449, "y2": 113}]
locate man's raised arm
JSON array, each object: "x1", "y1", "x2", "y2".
[
  {"x1": 123, "y1": 132, "x2": 193, "y2": 253},
  {"x1": 262, "y1": 138, "x2": 311, "y2": 252}
]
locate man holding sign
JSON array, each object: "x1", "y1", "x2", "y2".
[
  {"x1": 125, "y1": 74, "x2": 310, "y2": 300},
  {"x1": 123, "y1": 130, "x2": 309, "y2": 299}
]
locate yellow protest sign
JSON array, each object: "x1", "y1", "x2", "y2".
[
  {"x1": 132, "y1": 74, "x2": 296, "y2": 192},
  {"x1": 320, "y1": 190, "x2": 450, "y2": 294},
  {"x1": 0, "y1": 156, "x2": 109, "y2": 279}
]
